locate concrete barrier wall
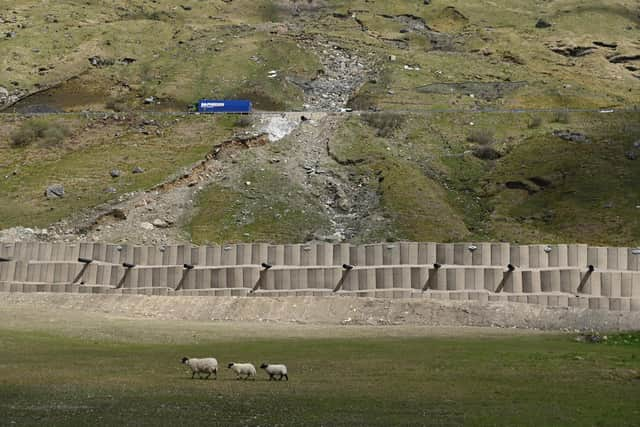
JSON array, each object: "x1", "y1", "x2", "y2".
[
  {"x1": 2, "y1": 241, "x2": 640, "y2": 310},
  {"x1": 4, "y1": 242, "x2": 639, "y2": 270},
  {"x1": 0, "y1": 243, "x2": 14, "y2": 259}
]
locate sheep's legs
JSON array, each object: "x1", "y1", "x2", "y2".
[
  {"x1": 284, "y1": 374, "x2": 288, "y2": 381},
  {"x1": 269, "y1": 374, "x2": 274, "y2": 381},
  {"x1": 205, "y1": 373, "x2": 211, "y2": 379},
  {"x1": 191, "y1": 372, "x2": 196, "y2": 379}
]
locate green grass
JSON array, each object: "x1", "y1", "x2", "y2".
[
  {"x1": 3, "y1": 1, "x2": 638, "y2": 114},
  {"x1": 0, "y1": 1, "x2": 319, "y2": 112},
  {"x1": 189, "y1": 166, "x2": 329, "y2": 244},
  {"x1": 0, "y1": 115, "x2": 235, "y2": 229},
  {"x1": 2, "y1": 1, "x2": 640, "y2": 245},
  {"x1": 1, "y1": 328, "x2": 639, "y2": 426},
  {"x1": 487, "y1": 111, "x2": 640, "y2": 245}
]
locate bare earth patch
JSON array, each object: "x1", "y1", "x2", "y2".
[{"x1": 1, "y1": 294, "x2": 638, "y2": 342}]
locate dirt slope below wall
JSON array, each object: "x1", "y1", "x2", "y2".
[{"x1": 1, "y1": 293, "x2": 638, "y2": 332}]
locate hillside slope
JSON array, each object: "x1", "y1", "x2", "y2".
[{"x1": 1, "y1": 0, "x2": 639, "y2": 246}]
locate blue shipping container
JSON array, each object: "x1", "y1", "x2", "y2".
[{"x1": 197, "y1": 99, "x2": 252, "y2": 113}]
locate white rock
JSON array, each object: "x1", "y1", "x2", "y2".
[
  {"x1": 140, "y1": 222, "x2": 154, "y2": 230},
  {"x1": 152, "y1": 219, "x2": 169, "y2": 228}
]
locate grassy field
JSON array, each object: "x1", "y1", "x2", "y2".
[{"x1": 1, "y1": 326, "x2": 639, "y2": 426}]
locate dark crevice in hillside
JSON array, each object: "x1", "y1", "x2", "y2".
[
  {"x1": 505, "y1": 181, "x2": 538, "y2": 195},
  {"x1": 551, "y1": 46, "x2": 597, "y2": 57},
  {"x1": 593, "y1": 41, "x2": 618, "y2": 49},
  {"x1": 353, "y1": 15, "x2": 368, "y2": 32},
  {"x1": 529, "y1": 176, "x2": 552, "y2": 188},
  {"x1": 608, "y1": 54, "x2": 640, "y2": 64}
]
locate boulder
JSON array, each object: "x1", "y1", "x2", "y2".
[
  {"x1": 88, "y1": 56, "x2": 114, "y2": 67},
  {"x1": 152, "y1": 218, "x2": 169, "y2": 228},
  {"x1": 553, "y1": 130, "x2": 591, "y2": 144},
  {"x1": 44, "y1": 184, "x2": 64, "y2": 199},
  {"x1": 110, "y1": 169, "x2": 122, "y2": 178},
  {"x1": 0, "y1": 86, "x2": 8, "y2": 105}
]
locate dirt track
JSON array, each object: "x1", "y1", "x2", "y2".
[{"x1": 1, "y1": 294, "x2": 638, "y2": 340}]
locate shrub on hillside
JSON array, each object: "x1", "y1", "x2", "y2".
[
  {"x1": 528, "y1": 116, "x2": 543, "y2": 129},
  {"x1": 553, "y1": 111, "x2": 570, "y2": 124},
  {"x1": 347, "y1": 93, "x2": 375, "y2": 111},
  {"x1": 105, "y1": 99, "x2": 127, "y2": 112},
  {"x1": 10, "y1": 119, "x2": 69, "y2": 148},
  {"x1": 466, "y1": 129, "x2": 494, "y2": 145},
  {"x1": 362, "y1": 113, "x2": 404, "y2": 137},
  {"x1": 234, "y1": 116, "x2": 252, "y2": 128}
]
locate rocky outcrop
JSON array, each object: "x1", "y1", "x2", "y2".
[
  {"x1": 44, "y1": 184, "x2": 65, "y2": 199},
  {"x1": 0, "y1": 86, "x2": 21, "y2": 108}
]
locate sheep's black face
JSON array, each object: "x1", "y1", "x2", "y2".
[
  {"x1": 260, "y1": 363, "x2": 268, "y2": 369},
  {"x1": 227, "y1": 363, "x2": 234, "y2": 368},
  {"x1": 181, "y1": 357, "x2": 189, "y2": 364}
]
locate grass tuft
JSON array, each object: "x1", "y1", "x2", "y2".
[
  {"x1": 467, "y1": 129, "x2": 494, "y2": 145},
  {"x1": 362, "y1": 113, "x2": 404, "y2": 137},
  {"x1": 10, "y1": 119, "x2": 69, "y2": 147},
  {"x1": 528, "y1": 116, "x2": 543, "y2": 129}
]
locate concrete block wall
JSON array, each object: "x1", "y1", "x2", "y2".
[
  {"x1": 1, "y1": 241, "x2": 640, "y2": 310},
  {"x1": 4, "y1": 242, "x2": 640, "y2": 270}
]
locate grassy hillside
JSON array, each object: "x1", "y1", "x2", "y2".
[
  {"x1": 187, "y1": 110, "x2": 640, "y2": 245},
  {"x1": 2, "y1": 1, "x2": 638, "y2": 112},
  {"x1": 0, "y1": 114, "x2": 235, "y2": 229},
  {"x1": 1, "y1": 0, "x2": 639, "y2": 245}
]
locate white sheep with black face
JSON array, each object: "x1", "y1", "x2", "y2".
[
  {"x1": 260, "y1": 363, "x2": 288, "y2": 381},
  {"x1": 181, "y1": 357, "x2": 218, "y2": 380},
  {"x1": 227, "y1": 362, "x2": 256, "y2": 380}
]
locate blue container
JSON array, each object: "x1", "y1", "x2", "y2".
[{"x1": 197, "y1": 99, "x2": 252, "y2": 113}]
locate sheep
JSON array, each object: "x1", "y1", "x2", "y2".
[
  {"x1": 227, "y1": 362, "x2": 256, "y2": 380},
  {"x1": 260, "y1": 363, "x2": 288, "y2": 381},
  {"x1": 181, "y1": 357, "x2": 218, "y2": 380}
]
